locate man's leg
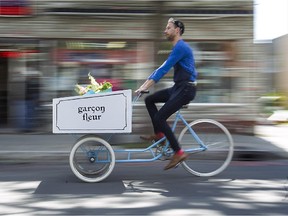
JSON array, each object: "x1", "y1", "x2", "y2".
[
  {"x1": 144, "y1": 88, "x2": 171, "y2": 134},
  {"x1": 153, "y1": 85, "x2": 195, "y2": 152},
  {"x1": 153, "y1": 98, "x2": 183, "y2": 152}
]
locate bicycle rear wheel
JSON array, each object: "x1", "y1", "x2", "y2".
[
  {"x1": 178, "y1": 119, "x2": 234, "y2": 177},
  {"x1": 69, "y1": 135, "x2": 115, "y2": 183}
]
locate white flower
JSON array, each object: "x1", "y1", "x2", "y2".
[{"x1": 74, "y1": 73, "x2": 113, "y2": 95}]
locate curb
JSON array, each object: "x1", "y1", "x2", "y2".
[
  {"x1": 233, "y1": 149, "x2": 288, "y2": 161},
  {"x1": 1, "y1": 149, "x2": 286, "y2": 164}
]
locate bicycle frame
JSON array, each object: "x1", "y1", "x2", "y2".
[{"x1": 113, "y1": 108, "x2": 207, "y2": 163}]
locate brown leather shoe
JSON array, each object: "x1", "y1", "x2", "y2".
[
  {"x1": 140, "y1": 134, "x2": 166, "y2": 146},
  {"x1": 164, "y1": 152, "x2": 188, "y2": 170}
]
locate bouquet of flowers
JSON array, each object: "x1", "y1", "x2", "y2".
[{"x1": 75, "y1": 73, "x2": 113, "y2": 95}]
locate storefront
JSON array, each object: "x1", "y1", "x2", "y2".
[
  {"x1": 0, "y1": 38, "x2": 43, "y2": 130},
  {"x1": 0, "y1": 0, "x2": 261, "y2": 133}
]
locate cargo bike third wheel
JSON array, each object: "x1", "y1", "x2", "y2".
[{"x1": 69, "y1": 135, "x2": 115, "y2": 183}]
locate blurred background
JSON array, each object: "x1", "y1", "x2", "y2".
[{"x1": 0, "y1": 0, "x2": 287, "y2": 135}]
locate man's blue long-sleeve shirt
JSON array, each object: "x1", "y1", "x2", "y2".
[{"x1": 148, "y1": 39, "x2": 197, "y2": 83}]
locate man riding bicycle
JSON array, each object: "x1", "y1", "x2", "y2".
[{"x1": 135, "y1": 17, "x2": 198, "y2": 170}]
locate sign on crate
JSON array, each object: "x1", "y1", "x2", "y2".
[{"x1": 53, "y1": 89, "x2": 132, "y2": 133}]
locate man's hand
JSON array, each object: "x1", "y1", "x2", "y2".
[
  {"x1": 135, "y1": 87, "x2": 148, "y2": 95},
  {"x1": 135, "y1": 79, "x2": 155, "y2": 95}
]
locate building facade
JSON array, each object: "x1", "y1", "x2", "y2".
[
  {"x1": 273, "y1": 34, "x2": 288, "y2": 96},
  {"x1": 0, "y1": 0, "x2": 268, "y2": 133}
]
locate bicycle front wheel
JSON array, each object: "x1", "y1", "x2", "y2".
[
  {"x1": 178, "y1": 119, "x2": 234, "y2": 177},
  {"x1": 69, "y1": 135, "x2": 115, "y2": 183}
]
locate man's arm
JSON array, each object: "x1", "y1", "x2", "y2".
[
  {"x1": 148, "y1": 42, "x2": 185, "y2": 82},
  {"x1": 135, "y1": 79, "x2": 155, "y2": 94}
]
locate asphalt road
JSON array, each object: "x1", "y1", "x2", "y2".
[{"x1": 0, "y1": 159, "x2": 287, "y2": 215}]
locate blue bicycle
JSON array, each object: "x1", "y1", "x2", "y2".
[{"x1": 69, "y1": 92, "x2": 234, "y2": 183}]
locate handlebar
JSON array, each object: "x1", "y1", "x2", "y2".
[
  {"x1": 139, "y1": 90, "x2": 150, "y2": 95},
  {"x1": 133, "y1": 90, "x2": 150, "y2": 103}
]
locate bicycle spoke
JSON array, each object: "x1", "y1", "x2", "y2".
[
  {"x1": 179, "y1": 119, "x2": 234, "y2": 177},
  {"x1": 69, "y1": 135, "x2": 115, "y2": 183}
]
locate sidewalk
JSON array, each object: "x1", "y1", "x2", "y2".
[
  {"x1": 252, "y1": 124, "x2": 288, "y2": 159},
  {"x1": 233, "y1": 124, "x2": 288, "y2": 160},
  {"x1": 0, "y1": 125, "x2": 287, "y2": 162}
]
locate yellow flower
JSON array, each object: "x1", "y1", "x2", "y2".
[{"x1": 88, "y1": 73, "x2": 100, "y2": 88}]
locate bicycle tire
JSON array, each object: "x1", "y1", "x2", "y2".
[
  {"x1": 178, "y1": 119, "x2": 234, "y2": 177},
  {"x1": 69, "y1": 135, "x2": 115, "y2": 183}
]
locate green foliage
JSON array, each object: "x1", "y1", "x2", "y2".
[{"x1": 75, "y1": 73, "x2": 113, "y2": 95}]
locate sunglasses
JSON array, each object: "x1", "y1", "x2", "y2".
[{"x1": 168, "y1": 17, "x2": 184, "y2": 34}]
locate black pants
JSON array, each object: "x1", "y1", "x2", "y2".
[{"x1": 145, "y1": 82, "x2": 197, "y2": 152}]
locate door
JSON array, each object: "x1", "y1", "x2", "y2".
[{"x1": 0, "y1": 56, "x2": 8, "y2": 125}]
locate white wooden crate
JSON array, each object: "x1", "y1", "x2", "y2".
[{"x1": 52, "y1": 89, "x2": 132, "y2": 133}]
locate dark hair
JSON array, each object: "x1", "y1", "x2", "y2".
[{"x1": 169, "y1": 17, "x2": 185, "y2": 35}]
